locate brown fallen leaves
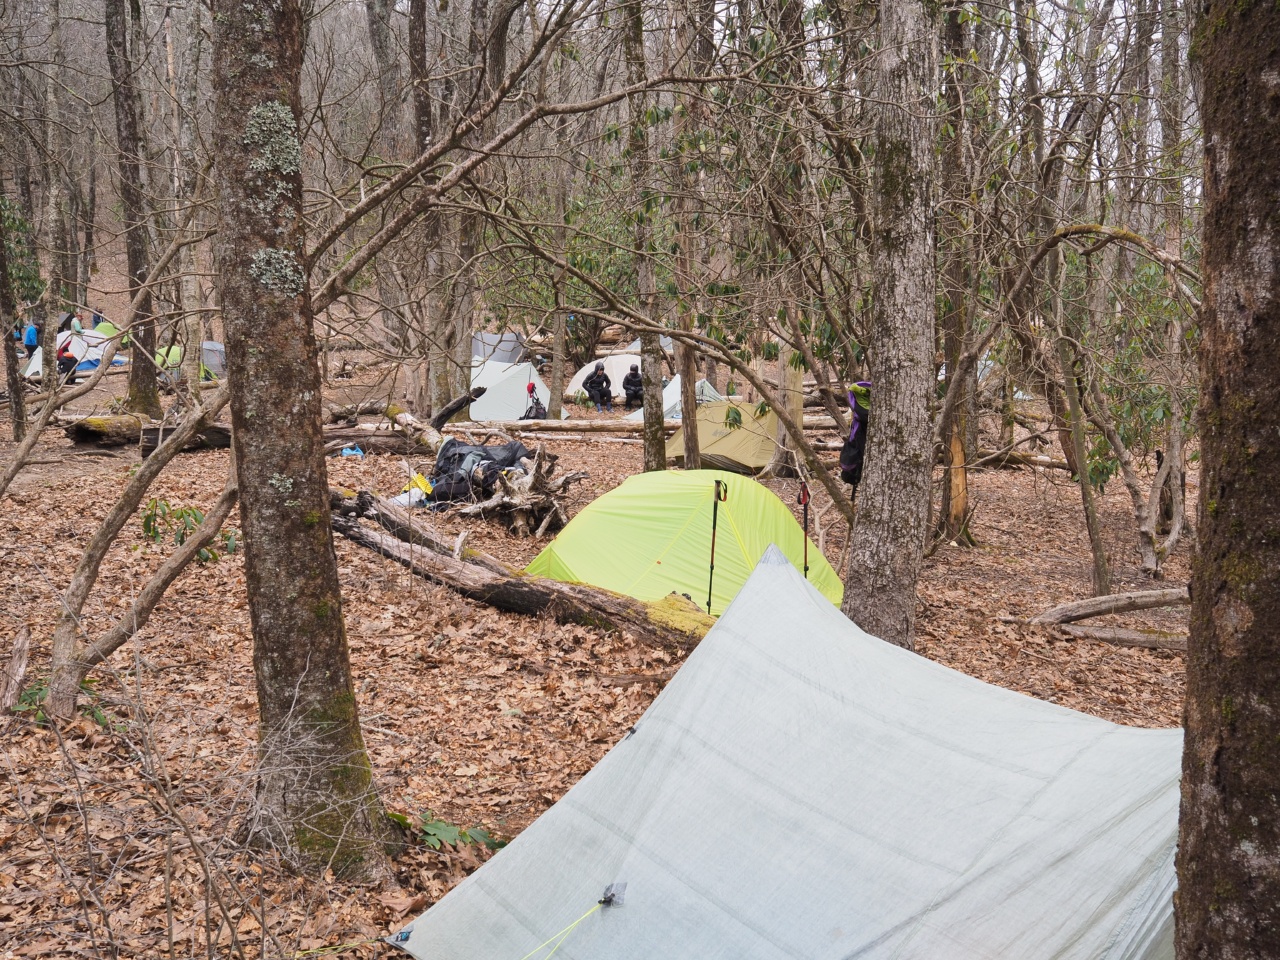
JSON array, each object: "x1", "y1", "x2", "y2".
[{"x1": 0, "y1": 405, "x2": 1188, "y2": 957}]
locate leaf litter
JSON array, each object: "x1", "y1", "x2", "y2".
[{"x1": 0, "y1": 420, "x2": 1187, "y2": 957}]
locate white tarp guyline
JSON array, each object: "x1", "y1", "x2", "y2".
[{"x1": 392, "y1": 547, "x2": 1180, "y2": 960}]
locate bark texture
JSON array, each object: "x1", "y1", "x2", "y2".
[
  {"x1": 1176, "y1": 3, "x2": 1280, "y2": 956},
  {"x1": 839, "y1": 0, "x2": 937, "y2": 649},
  {"x1": 211, "y1": 0, "x2": 388, "y2": 879},
  {"x1": 105, "y1": 0, "x2": 161, "y2": 418}
]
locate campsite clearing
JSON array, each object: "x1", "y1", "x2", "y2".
[{"x1": 0, "y1": 378, "x2": 1190, "y2": 958}]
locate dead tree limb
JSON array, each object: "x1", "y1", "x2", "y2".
[
  {"x1": 1055, "y1": 623, "x2": 1187, "y2": 651},
  {"x1": 331, "y1": 515, "x2": 710, "y2": 649},
  {"x1": 430, "y1": 387, "x2": 487, "y2": 430},
  {"x1": 1029, "y1": 587, "x2": 1190, "y2": 624}
]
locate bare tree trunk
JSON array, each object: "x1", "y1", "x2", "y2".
[
  {"x1": 839, "y1": 0, "x2": 937, "y2": 649},
  {"x1": 0, "y1": 204, "x2": 27, "y2": 441},
  {"x1": 1176, "y1": 0, "x2": 1280, "y2": 952},
  {"x1": 937, "y1": 5, "x2": 973, "y2": 544},
  {"x1": 211, "y1": 0, "x2": 389, "y2": 879},
  {"x1": 622, "y1": 0, "x2": 665, "y2": 472},
  {"x1": 106, "y1": 0, "x2": 161, "y2": 418}
]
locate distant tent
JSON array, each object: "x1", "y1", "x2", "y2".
[
  {"x1": 625, "y1": 334, "x2": 674, "y2": 353},
  {"x1": 525, "y1": 469, "x2": 842, "y2": 612},
  {"x1": 624, "y1": 375, "x2": 723, "y2": 421},
  {"x1": 23, "y1": 331, "x2": 92, "y2": 379},
  {"x1": 393, "y1": 548, "x2": 1181, "y2": 960},
  {"x1": 565, "y1": 354, "x2": 642, "y2": 400},
  {"x1": 665, "y1": 399, "x2": 777, "y2": 473},
  {"x1": 201, "y1": 341, "x2": 227, "y2": 379},
  {"x1": 473, "y1": 331, "x2": 525, "y2": 363},
  {"x1": 469, "y1": 358, "x2": 566, "y2": 421}
]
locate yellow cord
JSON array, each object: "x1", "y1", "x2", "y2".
[{"x1": 515, "y1": 902, "x2": 603, "y2": 960}]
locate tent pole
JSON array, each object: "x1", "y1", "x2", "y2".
[{"x1": 707, "y1": 480, "x2": 728, "y2": 614}]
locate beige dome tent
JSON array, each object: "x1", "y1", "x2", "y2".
[{"x1": 665, "y1": 399, "x2": 778, "y2": 473}]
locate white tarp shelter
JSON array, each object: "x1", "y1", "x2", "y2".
[
  {"x1": 623, "y1": 374, "x2": 723, "y2": 420},
  {"x1": 469, "y1": 358, "x2": 566, "y2": 421},
  {"x1": 566, "y1": 354, "x2": 642, "y2": 400},
  {"x1": 625, "y1": 334, "x2": 674, "y2": 353},
  {"x1": 473, "y1": 331, "x2": 525, "y2": 363},
  {"x1": 393, "y1": 548, "x2": 1180, "y2": 960}
]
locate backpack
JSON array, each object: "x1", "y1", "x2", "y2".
[{"x1": 521, "y1": 396, "x2": 547, "y2": 420}]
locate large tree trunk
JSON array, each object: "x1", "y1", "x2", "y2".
[
  {"x1": 106, "y1": 0, "x2": 162, "y2": 418},
  {"x1": 839, "y1": 0, "x2": 937, "y2": 649},
  {"x1": 1176, "y1": 1, "x2": 1280, "y2": 955},
  {"x1": 211, "y1": 0, "x2": 389, "y2": 879}
]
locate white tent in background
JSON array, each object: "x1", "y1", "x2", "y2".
[
  {"x1": 473, "y1": 331, "x2": 525, "y2": 363},
  {"x1": 566, "y1": 354, "x2": 642, "y2": 400},
  {"x1": 469, "y1": 358, "x2": 566, "y2": 421},
  {"x1": 625, "y1": 334, "x2": 673, "y2": 353},
  {"x1": 624, "y1": 374, "x2": 723, "y2": 420},
  {"x1": 392, "y1": 548, "x2": 1180, "y2": 960},
  {"x1": 23, "y1": 331, "x2": 93, "y2": 380}
]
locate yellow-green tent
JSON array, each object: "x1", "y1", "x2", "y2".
[
  {"x1": 525, "y1": 469, "x2": 843, "y2": 614},
  {"x1": 666, "y1": 399, "x2": 778, "y2": 473}
]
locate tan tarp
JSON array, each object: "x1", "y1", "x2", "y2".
[{"x1": 666, "y1": 400, "x2": 778, "y2": 472}]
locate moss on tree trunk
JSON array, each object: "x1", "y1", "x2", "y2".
[
  {"x1": 1176, "y1": 0, "x2": 1280, "y2": 954},
  {"x1": 211, "y1": 0, "x2": 389, "y2": 880}
]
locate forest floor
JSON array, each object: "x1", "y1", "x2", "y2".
[{"x1": 0, "y1": 360, "x2": 1192, "y2": 959}]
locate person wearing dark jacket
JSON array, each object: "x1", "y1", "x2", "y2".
[
  {"x1": 622, "y1": 364, "x2": 643, "y2": 409},
  {"x1": 583, "y1": 362, "x2": 613, "y2": 412}
]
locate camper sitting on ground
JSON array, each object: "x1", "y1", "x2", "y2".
[
  {"x1": 622, "y1": 363, "x2": 643, "y2": 409},
  {"x1": 583, "y1": 361, "x2": 612, "y2": 412},
  {"x1": 520, "y1": 381, "x2": 547, "y2": 420},
  {"x1": 55, "y1": 337, "x2": 79, "y2": 381}
]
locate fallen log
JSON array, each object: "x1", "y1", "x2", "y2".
[
  {"x1": 430, "y1": 387, "x2": 487, "y2": 430},
  {"x1": 322, "y1": 398, "x2": 392, "y2": 424},
  {"x1": 973, "y1": 449, "x2": 1072, "y2": 471},
  {"x1": 1030, "y1": 587, "x2": 1190, "y2": 625},
  {"x1": 141, "y1": 424, "x2": 233, "y2": 457},
  {"x1": 331, "y1": 515, "x2": 710, "y2": 649},
  {"x1": 477, "y1": 414, "x2": 838, "y2": 435},
  {"x1": 348, "y1": 491, "x2": 512, "y2": 575},
  {"x1": 65, "y1": 414, "x2": 148, "y2": 446},
  {"x1": 1055, "y1": 623, "x2": 1187, "y2": 652}
]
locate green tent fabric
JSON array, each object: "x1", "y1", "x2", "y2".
[{"x1": 525, "y1": 469, "x2": 843, "y2": 613}]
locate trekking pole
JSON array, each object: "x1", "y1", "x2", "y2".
[
  {"x1": 706, "y1": 480, "x2": 729, "y2": 614},
  {"x1": 797, "y1": 482, "x2": 811, "y2": 578}
]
